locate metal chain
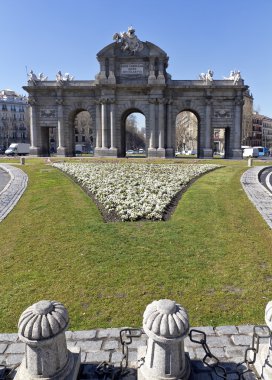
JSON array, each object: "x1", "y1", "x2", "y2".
[
  {"x1": 0, "y1": 363, "x2": 20, "y2": 380},
  {"x1": 189, "y1": 325, "x2": 271, "y2": 380},
  {"x1": 95, "y1": 328, "x2": 143, "y2": 379}
]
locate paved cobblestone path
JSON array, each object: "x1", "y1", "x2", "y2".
[
  {"x1": 0, "y1": 167, "x2": 10, "y2": 192},
  {"x1": 0, "y1": 326, "x2": 261, "y2": 379},
  {"x1": 241, "y1": 165, "x2": 272, "y2": 229},
  {"x1": 0, "y1": 164, "x2": 28, "y2": 223}
]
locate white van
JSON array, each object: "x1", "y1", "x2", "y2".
[
  {"x1": 242, "y1": 147, "x2": 259, "y2": 158},
  {"x1": 5, "y1": 143, "x2": 30, "y2": 156}
]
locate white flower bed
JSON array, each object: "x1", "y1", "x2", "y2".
[{"x1": 53, "y1": 162, "x2": 220, "y2": 221}]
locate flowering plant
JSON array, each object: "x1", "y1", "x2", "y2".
[{"x1": 53, "y1": 162, "x2": 220, "y2": 221}]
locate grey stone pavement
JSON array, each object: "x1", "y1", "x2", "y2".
[
  {"x1": 0, "y1": 164, "x2": 28, "y2": 223},
  {"x1": 0, "y1": 163, "x2": 271, "y2": 378},
  {"x1": 0, "y1": 326, "x2": 262, "y2": 379},
  {"x1": 241, "y1": 165, "x2": 272, "y2": 229}
]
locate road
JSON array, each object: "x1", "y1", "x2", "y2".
[
  {"x1": 0, "y1": 167, "x2": 10, "y2": 192},
  {"x1": 259, "y1": 166, "x2": 272, "y2": 193}
]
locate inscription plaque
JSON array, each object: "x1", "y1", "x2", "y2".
[{"x1": 120, "y1": 63, "x2": 144, "y2": 75}]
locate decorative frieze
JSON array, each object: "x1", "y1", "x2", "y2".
[{"x1": 40, "y1": 108, "x2": 57, "y2": 118}]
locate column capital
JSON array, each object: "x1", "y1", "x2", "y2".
[
  {"x1": 56, "y1": 98, "x2": 64, "y2": 106},
  {"x1": 158, "y1": 98, "x2": 167, "y2": 105},
  {"x1": 149, "y1": 98, "x2": 157, "y2": 105},
  {"x1": 28, "y1": 97, "x2": 37, "y2": 106},
  {"x1": 235, "y1": 97, "x2": 244, "y2": 106},
  {"x1": 205, "y1": 97, "x2": 213, "y2": 106}
]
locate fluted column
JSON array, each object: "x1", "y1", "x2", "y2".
[
  {"x1": 205, "y1": 98, "x2": 212, "y2": 149},
  {"x1": 166, "y1": 99, "x2": 174, "y2": 157},
  {"x1": 234, "y1": 97, "x2": 243, "y2": 149},
  {"x1": 201, "y1": 96, "x2": 213, "y2": 158},
  {"x1": 158, "y1": 99, "x2": 165, "y2": 149},
  {"x1": 95, "y1": 101, "x2": 101, "y2": 148},
  {"x1": 110, "y1": 100, "x2": 116, "y2": 149},
  {"x1": 101, "y1": 99, "x2": 107, "y2": 149},
  {"x1": 231, "y1": 96, "x2": 243, "y2": 158},
  {"x1": 28, "y1": 97, "x2": 38, "y2": 153},
  {"x1": 148, "y1": 99, "x2": 156, "y2": 150},
  {"x1": 56, "y1": 98, "x2": 65, "y2": 153}
]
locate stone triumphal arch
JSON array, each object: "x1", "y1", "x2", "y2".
[{"x1": 24, "y1": 27, "x2": 248, "y2": 159}]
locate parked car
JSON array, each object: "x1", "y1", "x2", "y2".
[{"x1": 126, "y1": 150, "x2": 134, "y2": 154}]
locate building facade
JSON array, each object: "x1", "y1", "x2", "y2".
[
  {"x1": 0, "y1": 90, "x2": 29, "y2": 150},
  {"x1": 252, "y1": 112, "x2": 264, "y2": 147},
  {"x1": 23, "y1": 28, "x2": 248, "y2": 159},
  {"x1": 242, "y1": 90, "x2": 254, "y2": 146},
  {"x1": 262, "y1": 116, "x2": 272, "y2": 149}
]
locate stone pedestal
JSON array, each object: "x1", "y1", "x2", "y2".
[
  {"x1": 156, "y1": 148, "x2": 166, "y2": 158},
  {"x1": 200, "y1": 148, "x2": 213, "y2": 158},
  {"x1": 254, "y1": 301, "x2": 272, "y2": 379},
  {"x1": 165, "y1": 148, "x2": 174, "y2": 158},
  {"x1": 29, "y1": 147, "x2": 40, "y2": 156},
  {"x1": 15, "y1": 300, "x2": 80, "y2": 380},
  {"x1": 138, "y1": 299, "x2": 191, "y2": 380},
  {"x1": 57, "y1": 146, "x2": 68, "y2": 156},
  {"x1": 108, "y1": 147, "x2": 118, "y2": 157},
  {"x1": 94, "y1": 147, "x2": 110, "y2": 157},
  {"x1": 147, "y1": 148, "x2": 158, "y2": 158},
  {"x1": 231, "y1": 148, "x2": 243, "y2": 159}
]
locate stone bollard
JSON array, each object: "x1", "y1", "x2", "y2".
[
  {"x1": 20, "y1": 156, "x2": 25, "y2": 165},
  {"x1": 15, "y1": 300, "x2": 80, "y2": 380},
  {"x1": 254, "y1": 301, "x2": 272, "y2": 379},
  {"x1": 138, "y1": 299, "x2": 191, "y2": 380},
  {"x1": 248, "y1": 157, "x2": 253, "y2": 167}
]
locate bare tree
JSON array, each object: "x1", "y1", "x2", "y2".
[{"x1": 126, "y1": 114, "x2": 145, "y2": 150}]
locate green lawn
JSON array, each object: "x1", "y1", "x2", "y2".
[{"x1": 0, "y1": 157, "x2": 271, "y2": 332}]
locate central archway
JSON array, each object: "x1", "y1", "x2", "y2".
[
  {"x1": 175, "y1": 110, "x2": 199, "y2": 157},
  {"x1": 121, "y1": 110, "x2": 146, "y2": 157}
]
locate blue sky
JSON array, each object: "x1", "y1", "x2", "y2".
[{"x1": 1, "y1": 0, "x2": 271, "y2": 117}]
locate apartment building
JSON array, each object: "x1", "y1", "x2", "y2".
[{"x1": 0, "y1": 89, "x2": 29, "y2": 149}]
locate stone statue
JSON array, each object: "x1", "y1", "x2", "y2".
[
  {"x1": 63, "y1": 73, "x2": 74, "y2": 81},
  {"x1": 27, "y1": 70, "x2": 38, "y2": 83},
  {"x1": 113, "y1": 26, "x2": 143, "y2": 54},
  {"x1": 28, "y1": 70, "x2": 48, "y2": 84},
  {"x1": 223, "y1": 70, "x2": 241, "y2": 85},
  {"x1": 56, "y1": 71, "x2": 74, "y2": 82},
  {"x1": 38, "y1": 72, "x2": 48, "y2": 81},
  {"x1": 199, "y1": 69, "x2": 214, "y2": 83},
  {"x1": 56, "y1": 70, "x2": 63, "y2": 82}
]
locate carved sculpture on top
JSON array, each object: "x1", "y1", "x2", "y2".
[
  {"x1": 113, "y1": 26, "x2": 143, "y2": 55},
  {"x1": 199, "y1": 69, "x2": 214, "y2": 84},
  {"x1": 28, "y1": 70, "x2": 48, "y2": 84},
  {"x1": 56, "y1": 70, "x2": 74, "y2": 83},
  {"x1": 223, "y1": 70, "x2": 241, "y2": 85}
]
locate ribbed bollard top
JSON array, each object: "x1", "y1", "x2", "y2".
[
  {"x1": 143, "y1": 299, "x2": 189, "y2": 339},
  {"x1": 18, "y1": 300, "x2": 69, "y2": 341}
]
